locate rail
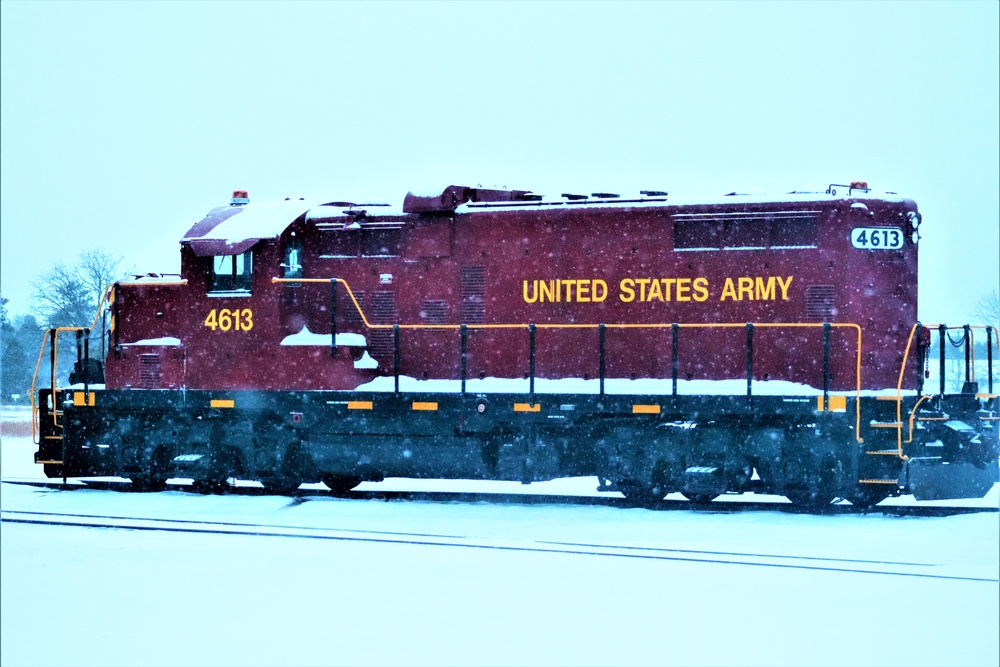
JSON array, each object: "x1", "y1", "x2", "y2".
[{"x1": 273, "y1": 277, "x2": 866, "y2": 442}]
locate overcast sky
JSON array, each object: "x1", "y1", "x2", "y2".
[{"x1": 2, "y1": 1, "x2": 997, "y2": 324}]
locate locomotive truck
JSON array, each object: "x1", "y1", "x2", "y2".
[{"x1": 32, "y1": 182, "x2": 999, "y2": 507}]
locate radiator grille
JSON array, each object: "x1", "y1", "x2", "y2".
[
  {"x1": 460, "y1": 266, "x2": 486, "y2": 324},
  {"x1": 341, "y1": 290, "x2": 365, "y2": 324},
  {"x1": 371, "y1": 291, "x2": 398, "y2": 323},
  {"x1": 421, "y1": 299, "x2": 449, "y2": 324},
  {"x1": 805, "y1": 285, "x2": 836, "y2": 320},
  {"x1": 369, "y1": 291, "x2": 398, "y2": 360},
  {"x1": 138, "y1": 354, "x2": 161, "y2": 389}
]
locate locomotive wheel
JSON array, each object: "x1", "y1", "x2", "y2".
[
  {"x1": 618, "y1": 481, "x2": 667, "y2": 507},
  {"x1": 682, "y1": 492, "x2": 718, "y2": 504},
  {"x1": 323, "y1": 476, "x2": 362, "y2": 494},
  {"x1": 785, "y1": 491, "x2": 836, "y2": 508},
  {"x1": 129, "y1": 447, "x2": 171, "y2": 492}
]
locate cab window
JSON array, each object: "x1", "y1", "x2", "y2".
[
  {"x1": 283, "y1": 238, "x2": 303, "y2": 280},
  {"x1": 211, "y1": 250, "x2": 252, "y2": 293}
]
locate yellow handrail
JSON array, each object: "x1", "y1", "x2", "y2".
[
  {"x1": 274, "y1": 277, "x2": 866, "y2": 442},
  {"x1": 891, "y1": 323, "x2": 998, "y2": 459},
  {"x1": 29, "y1": 283, "x2": 117, "y2": 443}
]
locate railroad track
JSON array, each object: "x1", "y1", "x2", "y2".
[
  {"x1": 3, "y1": 507, "x2": 996, "y2": 583},
  {"x1": 1, "y1": 477, "x2": 996, "y2": 517}
]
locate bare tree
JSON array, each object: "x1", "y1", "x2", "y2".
[
  {"x1": 33, "y1": 250, "x2": 127, "y2": 328},
  {"x1": 973, "y1": 289, "x2": 1000, "y2": 331}
]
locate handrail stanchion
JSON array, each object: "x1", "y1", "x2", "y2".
[
  {"x1": 330, "y1": 278, "x2": 338, "y2": 357},
  {"x1": 598, "y1": 323, "x2": 606, "y2": 397},
  {"x1": 964, "y1": 324, "x2": 972, "y2": 387},
  {"x1": 938, "y1": 324, "x2": 946, "y2": 397},
  {"x1": 671, "y1": 323, "x2": 679, "y2": 397},
  {"x1": 746, "y1": 323, "x2": 754, "y2": 400},
  {"x1": 393, "y1": 324, "x2": 400, "y2": 394},
  {"x1": 822, "y1": 322, "x2": 831, "y2": 412},
  {"x1": 529, "y1": 323, "x2": 536, "y2": 399},
  {"x1": 75, "y1": 330, "x2": 83, "y2": 376},
  {"x1": 915, "y1": 322, "x2": 924, "y2": 395},
  {"x1": 49, "y1": 330, "x2": 56, "y2": 402},
  {"x1": 84, "y1": 329, "x2": 90, "y2": 399},
  {"x1": 988, "y1": 326, "x2": 995, "y2": 394},
  {"x1": 460, "y1": 324, "x2": 467, "y2": 395}
]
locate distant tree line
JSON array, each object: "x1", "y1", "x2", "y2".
[{"x1": 1, "y1": 250, "x2": 128, "y2": 403}]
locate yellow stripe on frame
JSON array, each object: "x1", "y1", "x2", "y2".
[
  {"x1": 632, "y1": 404, "x2": 661, "y2": 414},
  {"x1": 211, "y1": 399, "x2": 235, "y2": 409},
  {"x1": 817, "y1": 395, "x2": 847, "y2": 412},
  {"x1": 73, "y1": 392, "x2": 96, "y2": 406},
  {"x1": 412, "y1": 401, "x2": 438, "y2": 411},
  {"x1": 347, "y1": 401, "x2": 373, "y2": 410},
  {"x1": 513, "y1": 403, "x2": 541, "y2": 413}
]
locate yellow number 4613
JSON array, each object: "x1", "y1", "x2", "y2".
[{"x1": 204, "y1": 308, "x2": 253, "y2": 332}]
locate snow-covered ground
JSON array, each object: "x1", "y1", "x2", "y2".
[{"x1": 2, "y1": 420, "x2": 998, "y2": 667}]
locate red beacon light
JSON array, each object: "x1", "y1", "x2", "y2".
[{"x1": 230, "y1": 190, "x2": 250, "y2": 206}]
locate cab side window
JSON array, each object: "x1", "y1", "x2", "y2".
[
  {"x1": 211, "y1": 250, "x2": 253, "y2": 293},
  {"x1": 283, "y1": 238, "x2": 303, "y2": 280}
]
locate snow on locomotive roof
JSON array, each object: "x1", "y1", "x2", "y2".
[
  {"x1": 183, "y1": 199, "x2": 320, "y2": 256},
  {"x1": 180, "y1": 185, "x2": 911, "y2": 255},
  {"x1": 455, "y1": 188, "x2": 909, "y2": 213},
  {"x1": 183, "y1": 199, "x2": 407, "y2": 255}
]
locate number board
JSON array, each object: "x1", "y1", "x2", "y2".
[{"x1": 851, "y1": 227, "x2": 904, "y2": 250}]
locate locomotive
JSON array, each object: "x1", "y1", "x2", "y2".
[{"x1": 32, "y1": 182, "x2": 999, "y2": 507}]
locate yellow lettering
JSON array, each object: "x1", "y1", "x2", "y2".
[
  {"x1": 777, "y1": 275, "x2": 794, "y2": 300},
  {"x1": 720, "y1": 278, "x2": 737, "y2": 301},
  {"x1": 523, "y1": 280, "x2": 538, "y2": 304},
  {"x1": 647, "y1": 278, "x2": 663, "y2": 302},
  {"x1": 592, "y1": 279, "x2": 608, "y2": 302},
  {"x1": 619, "y1": 278, "x2": 635, "y2": 302},
  {"x1": 577, "y1": 280, "x2": 590, "y2": 302},
  {"x1": 676, "y1": 278, "x2": 691, "y2": 302},
  {"x1": 204, "y1": 308, "x2": 252, "y2": 332},
  {"x1": 737, "y1": 277, "x2": 754, "y2": 301},
  {"x1": 661, "y1": 278, "x2": 676, "y2": 301},
  {"x1": 693, "y1": 277, "x2": 709, "y2": 302},
  {"x1": 539, "y1": 280, "x2": 555, "y2": 303},
  {"x1": 755, "y1": 276, "x2": 776, "y2": 301},
  {"x1": 635, "y1": 278, "x2": 651, "y2": 301},
  {"x1": 563, "y1": 279, "x2": 577, "y2": 302}
]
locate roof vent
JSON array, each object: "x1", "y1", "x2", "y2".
[
  {"x1": 640, "y1": 190, "x2": 668, "y2": 197},
  {"x1": 562, "y1": 193, "x2": 587, "y2": 200},
  {"x1": 231, "y1": 190, "x2": 249, "y2": 206},
  {"x1": 591, "y1": 192, "x2": 620, "y2": 199}
]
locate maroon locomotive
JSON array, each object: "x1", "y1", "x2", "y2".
[{"x1": 33, "y1": 182, "x2": 998, "y2": 507}]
